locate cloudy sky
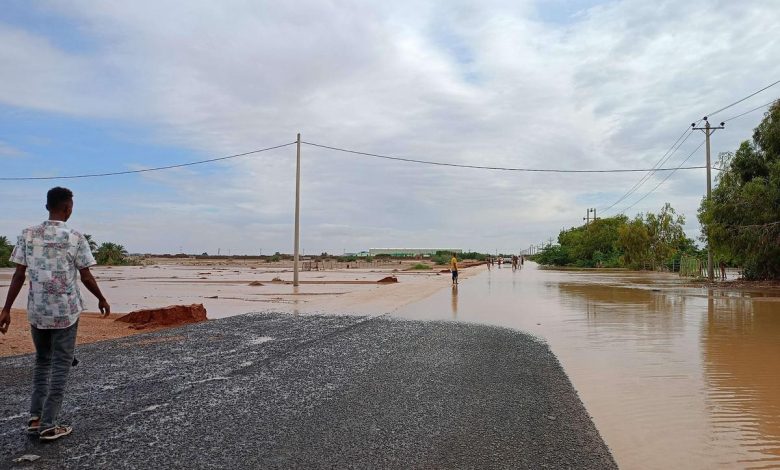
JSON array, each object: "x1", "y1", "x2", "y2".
[{"x1": 1, "y1": 0, "x2": 779, "y2": 255}]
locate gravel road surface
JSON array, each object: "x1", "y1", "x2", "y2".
[{"x1": 1, "y1": 313, "x2": 616, "y2": 469}]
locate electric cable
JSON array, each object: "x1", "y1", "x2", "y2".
[
  {"x1": 705, "y1": 79, "x2": 780, "y2": 118},
  {"x1": 0, "y1": 142, "x2": 297, "y2": 181},
  {"x1": 598, "y1": 127, "x2": 694, "y2": 214},
  {"x1": 301, "y1": 141, "x2": 707, "y2": 173},
  {"x1": 722, "y1": 98, "x2": 779, "y2": 123},
  {"x1": 619, "y1": 139, "x2": 705, "y2": 214}
]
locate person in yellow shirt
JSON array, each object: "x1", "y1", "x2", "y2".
[{"x1": 450, "y1": 253, "x2": 458, "y2": 285}]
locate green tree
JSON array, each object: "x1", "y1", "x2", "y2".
[
  {"x1": 699, "y1": 101, "x2": 780, "y2": 279},
  {"x1": 84, "y1": 234, "x2": 98, "y2": 252},
  {"x1": 0, "y1": 236, "x2": 14, "y2": 268},
  {"x1": 95, "y1": 242, "x2": 128, "y2": 266},
  {"x1": 645, "y1": 203, "x2": 687, "y2": 268},
  {"x1": 617, "y1": 217, "x2": 650, "y2": 268}
]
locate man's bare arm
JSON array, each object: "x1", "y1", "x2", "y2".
[
  {"x1": 79, "y1": 267, "x2": 110, "y2": 316},
  {"x1": 0, "y1": 264, "x2": 26, "y2": 334}
]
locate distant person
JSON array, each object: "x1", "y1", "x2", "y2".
[
  {"x1": 498, "y1": 257, "x2": 502, "y2": 268},
  {"x1": 0, "y1": 187, "x2": 110, "y2": 441},
  {"x1": 512, "y1": 255, "x2": 518, "y2": 270},
  {"x1": 719, "y1": 260, "x2": 727, "y2": 280},
  {"x1": 450, "y1": 253, "x2": 459, "y2": 285},
  {"x1": 520, "y1": 255, "x2": 524, "y2": 266}
]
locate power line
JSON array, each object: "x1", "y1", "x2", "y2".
[
  {"x1": 600, "y1": 81, "x2": 779, "y2": 215},
  {"x1": 619, "y1": 139, "x2": 705, "y2": 214},
  {"x1": 723, "y1": 98, "x2": 779, "y2": 123},
  {"x1": 301, "y1": 141, "x2": 708, "y2": 173},
  {"x1": 598, "y1": 127, "x2": 694, "y2": 214},
  {"x1": 706, "y1": 79, "x2": 780, "y2": 118},
  {"x1": 0, "y1": 142, "x2": 297, "y2": 181}
]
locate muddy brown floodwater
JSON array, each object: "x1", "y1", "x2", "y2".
[{"x1": 393, "y1": 262, "x2": 780, "y2": 470}]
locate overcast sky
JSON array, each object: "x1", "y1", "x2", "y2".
[{"x1": 1, "y1": 0, "x2": 779, "y2": 255}]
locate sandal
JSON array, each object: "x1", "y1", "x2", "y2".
[
  {"x1": 39, "y1": 425, "x2": 73, "y2": 441},
  {"x1": 26, "y1": 417, "x2": 40, "y2": 435}
]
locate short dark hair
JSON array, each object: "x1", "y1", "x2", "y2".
[{"x1": 47, "y1": 187, "x2": 73, "y2": 211}]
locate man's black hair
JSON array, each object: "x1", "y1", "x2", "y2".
[{"x1": 47, "y1": 187, "x2": 74, "y2": 211}]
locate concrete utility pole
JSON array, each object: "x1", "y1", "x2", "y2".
[
  {"x1": 692, "y1": 117, "x2": 725, "y2": 282},
  {"x1": 293, "y1": 133, "x2": 301, "y2": 287},
  {"x1": 583, "y1": 208, "x2": 597, "y2": 225}
]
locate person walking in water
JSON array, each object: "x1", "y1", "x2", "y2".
[
  {"x1": 450, "y1": 253, "x2": 459, "y2": 285},
  {"x1": 0, "y1": 187, "x2": 110, "y2": 441}
]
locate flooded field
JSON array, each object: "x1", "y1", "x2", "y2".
[
  {"x1": 0, "y1": 261, "x2": 472, "y2": 319},
  {"x1": 394, "y1": 263, "x2": 780, "y2": 469}
]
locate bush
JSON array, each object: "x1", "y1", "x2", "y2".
[{"x1": 411, "y1": 263, "x2": 432, "y2": 270}]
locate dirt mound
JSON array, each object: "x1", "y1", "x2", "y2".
[
  {"x1": 248, "y1": 281, "x2": 265, "y2": 286},
  {"x1": 116, "y1": 304, "x2": 207, "y2": 329},
  {"x1": 377, "y1": 276, "x2": 399, "y2": 284}
]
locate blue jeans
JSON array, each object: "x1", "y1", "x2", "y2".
[{"x1": 29, "y1": 321, "x2": 79, "y2": 432}]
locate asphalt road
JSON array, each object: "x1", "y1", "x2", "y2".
[{"x1": 1, "y1": 313, "x2": 616, "y2": 469}]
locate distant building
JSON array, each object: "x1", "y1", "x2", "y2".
[
  {"x1": 344, "y1": 251, "x2": 371, "y2": 257},
  {"x1": 368, "y1": 248, "x2": 462, "y2": 257}
]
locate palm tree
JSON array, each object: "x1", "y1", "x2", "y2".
[
  {"x1": 0, "y1": 236, "x2": 14, "y2": 268},
  {"x1": 84, "y1": 234, "x2": 98, "y2": 252},
  {"x1": 95, "y1": 242, "x2": 128, "y2": 265}
]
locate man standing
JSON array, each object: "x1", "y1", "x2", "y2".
[
  {"x1": 0, "y1": 187, "x2": 110, "y2": 441},
  {"x1": 450, "y1": 253, "x2": 459, "y2": 285}
]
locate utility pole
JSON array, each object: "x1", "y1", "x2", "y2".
[
  {"x1": 692, "y1": 117, "x2": 725, "y2": 281},
  {"x1": 293, "y1": 133, "x2": 301, "y2": 286},
  {"x1": 584, "y1": 208, "x2": 597, "y2": 225}
]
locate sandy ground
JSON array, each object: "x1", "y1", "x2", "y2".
[
  {"x1": 0, "y1": 261, "x2": 484, "y2": 357},
  {"x1": 0, "y1": 310, "x2": 172, "y2": 357}
]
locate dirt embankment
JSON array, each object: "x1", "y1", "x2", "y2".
[
  {"x1": 0, "y1": 310, "x2": 170, "y2": 357},
  {"x1": 683, "y1": 278, "x2": 780, "y2": 293},
  {"x1": 1, "y1": 305, "x2": 209, "y2": 357}
]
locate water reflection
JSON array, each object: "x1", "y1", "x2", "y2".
[
  {"x1": 451, "y1": 285, "x2": 458, "y2": 319},
  {"x1": 557, "y1": 283, "x2": 689, "y2": 346},
  {"x1": 703, "y1": 295, "x2": 780, "y2": 467}
]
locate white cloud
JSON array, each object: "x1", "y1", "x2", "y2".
[
  {"x1": 1, "y1": 0, "x2": 778, "y2": 253},
  {"x1": 0, "y1": 140, "x2": 26, "y2": 158}
]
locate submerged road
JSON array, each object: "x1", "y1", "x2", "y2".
[{"x1": 1, "y1": 312, "x2": 616, "y2": 469}]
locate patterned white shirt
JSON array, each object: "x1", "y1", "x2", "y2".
[{"x1": 10, "y1": 220, "x2": 96, "y2": 329}]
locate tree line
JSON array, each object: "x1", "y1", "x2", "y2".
[{"x1": 533, "y1": 202, "x2": 696, "y2": 270}]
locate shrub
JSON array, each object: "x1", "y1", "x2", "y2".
[{"x1": 411, "y1": 263, "x2": 432, "y2": 270}]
